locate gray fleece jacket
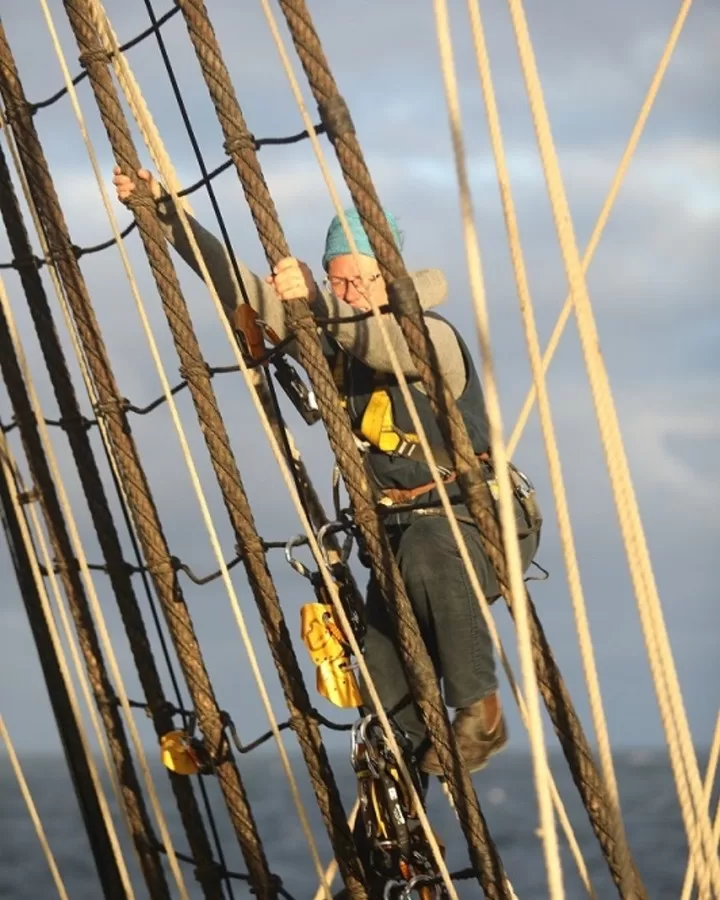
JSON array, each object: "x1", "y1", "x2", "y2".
[{"x1": 155, "y1": 198, "x2": 467, "y2": 398}]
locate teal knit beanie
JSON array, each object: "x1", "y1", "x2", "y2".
[{"x1": 322, "y1": 207, "x2": 403, "y2": 271}]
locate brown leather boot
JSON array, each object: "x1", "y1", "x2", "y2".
[{"x1": 419, "y1": 692, "x2": 508, "y2": 776}]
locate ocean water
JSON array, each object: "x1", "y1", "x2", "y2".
[{"x1": 0, "y1": 748, "x2": 701, "y2": 899}]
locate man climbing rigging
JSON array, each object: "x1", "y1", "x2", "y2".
[{"x1": 113, "y1": 166, "x2": 542, "y2": 777}]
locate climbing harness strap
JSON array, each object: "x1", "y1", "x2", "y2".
[
  {"x1": 378, "y1": 451, "x2": 543, "y2": 539},
  {"x1": 357, "y1": 389, "x2": 454, "y2": 478}
]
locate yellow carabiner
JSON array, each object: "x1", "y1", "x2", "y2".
[
  {"x1": 300, "y1": 602, "x2": 363, "y2": 709},
  {"x1": 159, "y1": 730, "x2": 202, "y2": 776}
]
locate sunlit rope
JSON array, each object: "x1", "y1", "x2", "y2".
[
  {"x1": 45, "y1": 0, "x2": 337, "y2": 894},
  {"x1": 69, "y1": 0, "x2": 462, "y2": 891},
  {"x1": 680, "y1": 712, "x2": 720, "y2": 900},
  {"x1": 431, "y1": 1, "x2": 563, "y2": 895},
  {"x1": 507, "y1": 0, "x2": 695, "y2": 459},
  {"x1": 258, "y1": 0, "x2": 602, "y2": 892},
  {"x1": 465, "y1": 0, "x2": 627, "y2": 859},
  {"x1": 503, "y1": 0, "x2": 719, "y2": 894},
  {"x1": 0, "y1": 433, "x2": 135, "y2": 900},
  {"x1": 0, "y1": 715, "x2": 71, "y2": 900},
  {"x1": 5, "y1": 1, "x2": 700, "y2": 892},
  {"x1": 0, "y1": 80, "x2": 238, "y2": 897},
  {"x1": 311, "y1": 799, "x2": 360, "y2": 900},
  {"x1": 0, "y1": 103, "x2": 232, "y2": 892},
  {"x1": 0, "y1": 361, "x2": 120, "y2": 812},
  {"x1": 0, "y1": 272, "x2": 190, "y2": 900},
  {"x1": 259, "y1": 0, "x2": 597, "y2": 894},
  {"x1": 2, "y1": 426, "x2": 118, "y2": 802}
]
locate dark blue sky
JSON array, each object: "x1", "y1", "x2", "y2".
[{"x1": 0, "y1": 0, "x2": 717, "y2": 769}]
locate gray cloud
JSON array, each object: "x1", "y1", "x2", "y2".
[{"x1": 0, "y1": 0, "x2": 718, "y2": 761}]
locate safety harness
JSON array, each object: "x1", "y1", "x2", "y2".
[{"x1": 334, "y1": 356, "x2": 542, "y2": 538}]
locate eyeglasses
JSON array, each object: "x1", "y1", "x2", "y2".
[{"x1": 323, "y1": 273, "x2": 382, "y2": 295}]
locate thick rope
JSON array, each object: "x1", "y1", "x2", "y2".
[
  {"x1": 0, "y1": 435, "x2": 135, "y2": 900},
  {"x1": 172, "y1": 0, "x2": 508, "y2": 895},
  {"x1": 463, "y1": 1, "x2": 637, "y2": 895},
  {"x1": 271, "y1": 0, "x2": 652, "y2": 893},
  {"x1": 503, "y1": 1, "x2": 720, "y2": 896},
  {"x1": 507, "y1": 0, "x2": 695, "y2": 459},
  {"x1": 0, "y1": 714, "x2": 71, "y2": 900},
  {"x1": 0, "y1": 26, "x2": 274, "y2": 898},
  {"x1": 0, "y1": 268, "x2": 195, "y2": 900},
  {"x1": 0, "y1": 274, "x2": 172, "y2": 897},
  {"x1": 256, "y1": 5, "x2": 598, "y2": 897},
  {"x1": 311, "y1": 799, "x2": 361, "y2": 900},
  {"x1": 45, "y1": 8, "x2": 458, "y2": 898},
  {"x1": 71, "y1": 3, "x2": 364, "y2": 897},
  {"x1": 0, "y1": 131, "x2": 225, "y2": 900}
]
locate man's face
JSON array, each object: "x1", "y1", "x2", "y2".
[{"x1": 325, "y1": 254, "x2": 387, "y2": 311}]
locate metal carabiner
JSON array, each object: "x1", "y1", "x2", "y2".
[
  {"x1": 317, "y1": 519, "x2": 354, "y2": 568},
  {"x1": 383, "y1": 879, "x2": 408, "y2": 899},
  {"x1": 284, "y1": 534, "x2": 313, "y2": 580},
  {"x1": 351, "y1": 714, "x2": 382, "y2": 777},
  {"x1": 350, "y1": 717, "x2": 366, "y2": 771},
  {"x1": 400, "y1": 874, "x2": 437, "y2": 899},
  {"x1": 509, "y1": 461, "x2": 534, "y2": 497}
]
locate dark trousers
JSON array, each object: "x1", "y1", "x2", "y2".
[{"x1": 360, "y1": 502, "x2": 539, "y2": 752}]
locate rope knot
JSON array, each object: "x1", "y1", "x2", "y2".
[
  {"x1": 318, "y1": 95, "x2": 355, "y2": 141},
  {"x1": 193, "y1": 860, "x2": 225, "y2": 885},
  {"x1": 223, "y1": 132, "x2": 257, "y2": 155},
  {"x1": 10, "y1": 253, "x2": 43, "y2": 272},
  {"x1": 45, "y1": 242, "x2": 76, "y2": 267},
  {"x1": 178, "y1": 361, "x2": 211, "y2": 382},
  {"x1": 387, "y1": 275, "x2": 422, "y2": 319},
  {"x1": 93, "y1": 396, "x2": 130, "y2": 419},
  {"x1": 456, "y1": 467, "x2": 494, "y2": 511},
  {"x1": 78, "y1": 48, "x2": 112, "y2": 69},
  {"x1": 145, "y1": 558, "x2": 176, "y2": 579},
  {"x1": 1, "y1": 99, "x2": 32, "y2": 124},
  {"x1": 352, "y1": 505, "x2": 380, "y2": 532}
]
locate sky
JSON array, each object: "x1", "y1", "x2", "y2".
[{"x1": 0, "y1": 0, "x2": 717, "y2": 780}]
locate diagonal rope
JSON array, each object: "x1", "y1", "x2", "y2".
[
  {"x1": 256, "y1": 2, "x2": 599, "y2": 896},
  {"x1": 50, "y1": 3, "x2": 369, "y2": 897},
  {"x1": 680, "y1": 712, "x2": 720, "y2": 900},
  {"x1": 65, "y1": 1, "x2": 462, "y2": 893},
  {"x1": 0, "y1": 272, "x2": 191, "y2": 900},
  {"x1": 0, "y1": 715, "x2": 71, "y2": 900},
  {"x1": 464, "y1": 0, "x2": 635, "y2": 893},
  {"x1": 262, "y1": 0, "x2": 697, "y2": 892},
  {"x1": 70, "y1": 4, "x2": 365, "y2": 898},
  {"x1": 0, "y1": 434, "x2": 135, "y2": 900},
  {"x1": 503, "y1": 0, "x2": 720, "y2": 895},
  {"x1": 431, "y1": 2, "x2": 563, "y2": 895},
  {"x1": 0, "y1": 241, "x2": 171, "y2": 894},
  {"x1": 168, "y1": 0, "x2": 511, "y2": 892},
  {"x1": 24, "y1": 5, "x2": 350, "y2": 895},
  {"x1": 311, "y1": 799, "x2": 361, "y2": 900},
  {"x1": 0, "y1": 91, "x2": 227, "y2": 898},
  {"x1": 2, "y1": 3, "x2": 696, "y2": 896},
  {"x1": 2, "y1": 13, "x2": 279, "y2": 893},
  {"x1": 269, "y1": 3, "x2": 649, "y2": 894},
  {"x1": 506, "y1": 0, "x2": 695, "y2": 458}
]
